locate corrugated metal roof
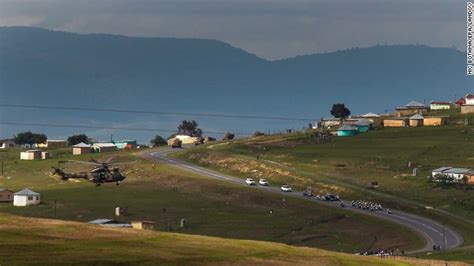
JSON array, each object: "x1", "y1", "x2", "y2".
[
  {"x1": 93, "y1": 143, "x2": 116, "y2": 148},
  {"x1": 14, "y1": 188, "x2": 40, "y2": 196},
  {"x1": 405, "y1": 101, "x2": 425, "y2": 107},
  {"x1": 73, "y1": 142, "x2": 91, "y2": 148},
  {"x1": 444, "y1": 168, "x2": 471, "y2": 174},
  {"x1": 432, "y1": 167, "x2": 452, "y2": 172},
  {"x1": 361, "y1": 112, "x2": 380, "y2": 118},
  {"x1": 409, "y1": 114, "x2": 424, "y2": 120}
]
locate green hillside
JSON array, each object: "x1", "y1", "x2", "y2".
[
  {"x1": 0, "y1": 213, "x2": 460, "y2": 265},
  {"x1": 0, "y1": 148, "x2": 422, "y2": 254},
  {"x1": 176, "y1": 124, "x2": 474, "y2": 263}
]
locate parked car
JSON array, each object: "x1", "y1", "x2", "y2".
[
  {"x1": 259, "y1": 179, "x2": 269, "y2": 186},
  {"x1": 322, "y1": 194, "x2": 339, "y2": 201},
  {"x1": 302, "y1": 187, "x2": 313, "y2": 197},
  {"x1": 281, "y1": 184, "x2": 292, "y2": 192},
  {"x1": 245, "y1": 178, "x2": 256, "y2": 186}
]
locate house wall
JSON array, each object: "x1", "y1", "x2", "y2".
[
  {"x1": 0, "y1": 190, "x2": 13, "y2": 202},
  {"x1": 409, "y1": 119, "x2": 423, "y2": 127},
  {"x1": 466, "y1": 98, "x2": 474, "y2": 105},
  {"x1": 466, "y1": 175, "x2": 474, "y2": 184},
  {"x1": 461, "y1": 105, "x2": 474, "y2": 114},
  {"x1": 13, "y1": 196, "x2": 27, "y2": 206},
  {"x1": 383, "y1": 119, "x2": 407, "y2": 127},
  {"x1": 93, "y1": 146, "x2": 116, "y2": 153},
  {"x1": 47, "y1": 141, "x2": 67, "y2": 148},
  {"x1": 337, "y1": 130, "x2": 357, "y2": 137},
  {"x1": 396, "y1": 108, "x2": 428, "y2": 117},
  {"x1": 430, "y1": 104, "x2": 451, "y2": 110},
  {"x1": 73, "y1": 147, "x2": 91, "y2": 155},
  {"x1": 445, "y1": 173, "x2": 466, "y2": 181},
  {"x1": 20, "y1": 151, "x2": 42, "y2": 160},
  {"x1": 424, "y1": 117, "x2": 448, "y2": 126}
]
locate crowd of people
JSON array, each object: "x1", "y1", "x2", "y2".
[
  {"x1": 357, "y1": 249, "x2": 402, "y2": 257},
  {"x1": 350, "y1": 200, "x2": 385, "y2": 212}
]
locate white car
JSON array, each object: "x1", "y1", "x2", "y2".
[
  {"x1": 280, "y1": 184, "x2": 292, "y2": 192},
  {"x1": 245, "y1": 178, "x2": 256, "y2": 186},
  {"x1": 259, "y1": 179, "x2": 269, "y2": 186}
]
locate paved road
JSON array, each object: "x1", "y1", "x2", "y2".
[{"x1": 141, "y1": 148, "x2": 464, "y2": 254}]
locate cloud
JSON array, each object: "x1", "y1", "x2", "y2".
[{"x1": 0, "y1": 15, "x2": 44, "y2": 26}]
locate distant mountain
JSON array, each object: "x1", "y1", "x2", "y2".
[{"x1": 0, "y1": 27, "x2": 470, "y2": 141}]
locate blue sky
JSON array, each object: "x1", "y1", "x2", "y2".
[{"x1": 0, "y1": 0, "x2": 467, "y2": 59}]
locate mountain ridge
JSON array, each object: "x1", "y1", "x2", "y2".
[{"x1": 0, "y1": 26, "x2": 470, "y2": 141}]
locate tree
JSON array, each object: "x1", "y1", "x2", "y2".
[
  {"x1": 67, "y1": 134, "x2": 89, "y2": 146},
  {"x1": 331, "y1": 103, "x2": 351, "y2": 119},
  {"x1": 150, "y1": 135, "x2": 167, "y2": 147},
  {"x1": 177, "y1": 120, "x2": 203, "y2": 137},
  {"x1": 14, "y1": 131, "x2": 47, "y2": 145}
]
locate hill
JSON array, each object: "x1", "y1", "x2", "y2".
[
  {"x1": 0, "y1": 26, "x2": 470, "y2": 141},
  {"x1": 176, "y1": 123, "x2": 474, "y2": 263},
  {"x1": 0, "y1": 213, "x2": 462, "y2": 265},
  {"x1": 0, "y1": 148, "x2": 423, "y2": 254}
]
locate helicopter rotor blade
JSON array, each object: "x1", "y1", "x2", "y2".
[
  {"x1": 61, "y1": 160, "x2": 102, "y2": 166},
  {"x1": 108, "y1": 160, "x2": 139, "y2": 166}
]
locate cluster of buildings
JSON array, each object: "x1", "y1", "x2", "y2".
[
  {"x1": 431, "y1": 167, "x2": 474, "y2": 184},
  {"x1": 166, "y1": 135, "x2": 216, "y2": 146},
  {"x1": 72, "y1": 140, "x2": 137, "y2": 155},
  {"x1": 316, "y1": 94, "x2": 474, "y2": 137},
  {"x1": 0, "y1": 188, "x2": 41, "y2": 206},
  {"x1": 383, "y1": 101, "x2": 449, "y2": 128},
  {"x1": 9, "y1": 139, "x2": 139, "y2": 159}
]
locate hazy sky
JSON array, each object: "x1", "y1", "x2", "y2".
[{"x1": 0, "y1": 0, "x2": 467, "y2": 59}]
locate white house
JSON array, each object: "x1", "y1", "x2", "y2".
[
  {"x1": 13, "y1": 188, "x2": 41, "y2": 206},
  {"x1": 92, "y1": 143, "x2": 117, "y2": 153},
  {"x1": 465, "y1": 94, "x2": 474, "y2": 105},
  {"x1": 431, "y1": 167, "x2": 471, "y2": 182},
  {"x1": 20, "y1": 150, "x2": 42, "y2": 160}
]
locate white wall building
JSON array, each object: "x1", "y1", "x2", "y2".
[
  {"x1": 13, "y1": 188, "x2": 41, "y2": 206},
  {"x1": 431, "y1": 167, "x2": 471, "y2": 182}
]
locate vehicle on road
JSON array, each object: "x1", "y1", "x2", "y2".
[
  {"x1": 322, "y1": 194, "x2": 339, "y2": 201},
  {"x1": 281, "y1": 184, "x2": 292, "y2": 192},
  {"x1": 302, "y1": 187, "x2": 314, "y2": 197},
  {"x1": 245, "y1": 178, "x2": 256, "y2": 186},
  {"x1": 259, "y1": 179, "x2": 269, "y2": 186},
  {"x1": 171, "y1": 139, "x2": 182, "y2": 149}
]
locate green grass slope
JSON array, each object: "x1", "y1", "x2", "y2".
[
  {"x1": 0, "y1": 213, "x2": 463, "y2": 265},
  {"x1": 0, "y1": 148, "x2": 422, "y2": 254},
  {"x1": 177, "y1": 125, "x2": 474, "y2": 262}
]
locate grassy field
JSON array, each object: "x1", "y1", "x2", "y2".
[
  {"x1": 0, "y1": 213, "x2": 464, "y2": 265},
  {"x1": 0, "y1": 147, "x2": 423, "y2": 254},
  {"x1": 176, "y1": 124, "x2": 474, "y2": 262}
]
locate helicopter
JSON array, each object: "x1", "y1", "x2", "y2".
[{"x1": 52, "y1": 157, "x2": 134, "y2": 186}]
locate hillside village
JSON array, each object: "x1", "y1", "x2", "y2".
[
  {"x1": 314, "y1": 93, "x2": 474, "y2": 136},
  {"x1": 313, "y1": 93, "x2": 474, "y2": 185}
]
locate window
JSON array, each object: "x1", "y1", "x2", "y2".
[{"x1": 28, "y1": 196, "x2": 33, "y2": 200}]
